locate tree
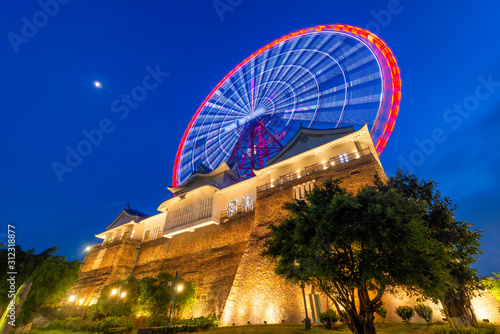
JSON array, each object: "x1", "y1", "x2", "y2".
[
  {"x1": 482, "y1": 273, "x2": 500, "y2": 302},
  {"x1": 0, "y1": 246, "x2": 60, "y2": 309},
  {"x1": 139, "y1": 272, "x2": 197, "y2": 324},
  {"x1": 385, "y1": 170, "x2": 483, "y2": 327},
  {"x1": 16, "y1": 252, "x2": 80, "y2": 326},
  {"x1": 262, "y1": 179, "x2": 452, "y2": 334},
  {"x1": 414, "y1": 304, "x2": 433, "y2": 323},
  {"x1": 89, "y1": 277, "x2": 141, "y2": 318},
  {"x1": 395, "y1": 306, "x2": 414, "y2": 323}
]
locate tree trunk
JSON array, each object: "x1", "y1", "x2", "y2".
[
  {"x1": 441, "y1": 293, "x2": 477, "y2": 328},
  {"x1": 363, "y1": 310, "x2": 376, "y2": 334}
]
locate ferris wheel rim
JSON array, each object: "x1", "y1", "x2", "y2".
[{"x1": 172, "y1": 24, "x2": 401, "y2": 187}]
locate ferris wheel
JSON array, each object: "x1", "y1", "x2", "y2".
[{"x1": 173, "y1": 24, "x2": 401, "y2": 187}]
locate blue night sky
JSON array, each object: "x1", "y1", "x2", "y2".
[{"x1": 1, "y1": 1, "x2": 499, "y2": 275}]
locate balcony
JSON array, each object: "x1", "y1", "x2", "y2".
[
  {"x1": 96, "y1": 235, "x2": 141, "y2": 248},
  {"x1": 163, "y1": 196, "x2": 219, "y2": 238},
  {"x1": 256, "y1": 148, "x2": 371, "y2": 193}
]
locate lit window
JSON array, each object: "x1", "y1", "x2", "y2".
[
  {"x1": 242, "y1": 194, "x2": 254, "y2": 212},
  {"x1": 227, "y1": 199, "x2": 238, "y2": 217},
  {"x1": 143, "y1": 230, "x2": 150, "y2": 242},
  {"x1": 339, "y1": 153, "x2": 349, "y2": 164}
]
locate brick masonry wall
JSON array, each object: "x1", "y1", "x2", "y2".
[
  {"x1": 133, "y1": 211, "x2": 254, "y2": 317},
  {"x1": 220, "y1": 154, "x2": 386, "y2": 325},
  {"x1": 75, "y1": 238, "x2": 141, "y2": 303},
  {"x1": 76, "y1": 209, "x2": 255, "y2": 316}
]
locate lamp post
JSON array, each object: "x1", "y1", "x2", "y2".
[
  {"x1": 300, "y1": 283, "x2": 312, "y2": 330},
  {"x1": 113, "y1": 281, "x2": 124, "y2": 317},
  {"x1": 167, "y1": 271, "x2": 178, "y2": 325},
  {"x1": 70, "y1": 287, "x2": 81, "y2": 317}
]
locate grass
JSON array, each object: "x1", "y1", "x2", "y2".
[{"x1": 26, "y1": 322, "x2": 444, "y2": 334}]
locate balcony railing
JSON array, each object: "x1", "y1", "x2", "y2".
[
  {"x1": 220, "y1": 205, "x2": 254, "y2": 219},
  {"x1": 100, "y1": 235, "x2": 140, "y2": 247},
  {"x1": 256, "y1": 148, "x2": 372, "y2": 193}
]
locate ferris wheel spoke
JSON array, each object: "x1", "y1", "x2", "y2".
[{"x1": 174, "y1": 25, "x2": 401, "y2": 186}]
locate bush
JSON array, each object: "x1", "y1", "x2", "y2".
[
  {"x1": 40, "y1": 316, "x2": 132, "y2": 332},
  {"x1": 40, "y1": 317, "x2": 86, "y2": 331},
  {"x1": 475, "y1": 323, "x2": 499, "y2": 334},
  {"x1": 96, "y1": 317, "x2": 133, "y2": 333},
  {"x1": 414, "y1": 304, "x2": 433, "y2": 323},
  {"x1": 395, "y1": 306, "x2": 414, "y2": 323},
  {"x1": 166, "y1": 315, "x2": 220, "y2": 328},
  {"x1": 375, "y1": 306, "x2": 387, "y2": 321},
  {"x1": 151, "y1": 325, "x2": 199, "y2": 334},
  {"x1": 319, "y1": 309, "x2": 338, "y2": 329},
  {"x1": 431, "y1": 323, "x2": 498, "y2": 334}
]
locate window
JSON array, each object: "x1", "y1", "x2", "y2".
[
  {"x1": 151, "y1": 225, "x2": 163, "y2": 240},
  {"x1": 242, "y1": 194, "x2": 254, "y2": 213},
  {"x1": 227, "y1": 199, "x2": 238, "y2": 217},
  {"x1": 293, "y1": 181, "x2": 315, "y2": 200},
  {"x1": 339, "y1": 153, "x2": 349, "y2": 164},
  {"x1": 143, "y1": 230, "x2": 151, "y2": 242}
]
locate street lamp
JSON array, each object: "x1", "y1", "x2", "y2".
[
  {"x1": 167, "y1": 271, "x2": 183, "y2": 325},
  {"x1": 112, "y1": 281, "x2": 126, "y2": 316},
  {"x1": 70, "y1": 288, "x2": 81, "y2": 317},
  {"x1": 300, "y1": 283, "x2": 312, "y2": 330}
]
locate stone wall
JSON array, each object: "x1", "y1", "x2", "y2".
[
  {"x1": 220, "y1": 154, "x2": 386, "y2": 325},
  {"x1": 76, "y1": 209, "x2": 255, "y2": 316},
  {"x1": 132, "y1": 210, "x2": 255, "y2": 317},
  {"x1": 74, "y1": 238, "x2": 140, "y2": 303}
]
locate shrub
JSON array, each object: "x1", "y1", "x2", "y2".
[
  {"x1": 395, "y1": 306, "x2": 414, "y2": 323},
  {"x1": 431, "y1": 323, "x2": 498, "y2": 334},
  {"x1": 375, "y1": 306, "x2": 387, "y2": 321},
  {"x1": 151, "y1": 325, "x2": 199, "y2": 334},
  {"x1": 414, "y1": 304, "x2": 433, "y2": 323},
  {"x1": 319, "y1": 309, "x2": 338, "y2": 329},
  {"x1": 475, "y1": 323, "x2": 499, "y2": 334}
]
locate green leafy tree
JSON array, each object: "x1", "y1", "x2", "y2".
[
  {"x1": 0, "y1": 246, "x2": 60, "y2": 309},
  {"x1": 375, "y1": 306, "x2": 387, "y2": 322},
  {"x1": 319, "y1": 309, "x2": 338, "y2": 329},
  {"x1": 395, "y1": 306, "x2": 414, "y2": 323},
  {"x1": 89, "y1": 277, "x2": 141, "y2": 318},
  {"x1": 414, "y1": 304, "x2": 433, "y2": 323},
  {"x1": 262, "y1": 178, "x2": 451, "y2": 334},
  {"x1": 139, "y1": 272, "x2": 197, "y2": 324},
  {"x1": 385, "y1": 170, "x2": 483, "y2": 327},
  {"x1": 481, "y1": 273, "x2": 500, "y2": 302},
  {"x1": 16, "y1": 252, "x2": 80, "y2": 325}
]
